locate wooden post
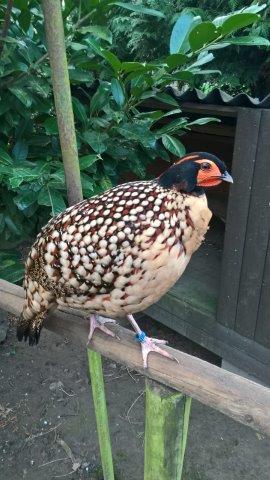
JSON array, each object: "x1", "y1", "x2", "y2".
[
  {"x1": 41, "y1": 3, "x2": 114, "y2": 478},
  {"x1": 87, "y1": 349, "x2": 115, "y2": 480},
  {"x1": 42, "y1": 0, "x2": 83, "y2": 206},
  {"x1": 144, "y1": 379, "x2": 191, "y2": 480}
]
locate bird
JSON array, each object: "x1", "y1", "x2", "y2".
[{"x1": 17, "y1": 152, "x2": 233, "y2": 368}]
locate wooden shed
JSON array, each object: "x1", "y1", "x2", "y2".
[{"x1": 144, "y1": 88, "x2": 270, "y2": 384}]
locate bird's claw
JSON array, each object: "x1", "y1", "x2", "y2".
[
  {"x1": 87, "y1": 314, "x2": 117, "y2": 345},
  {"x1": 139, "y1": 335, "x2": 179, "y2": 369}
]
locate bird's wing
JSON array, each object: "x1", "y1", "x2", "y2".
[{"x1": 28, "y1": 181, "x2": 154, "y2": 297}]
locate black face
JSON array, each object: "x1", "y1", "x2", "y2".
[{"x1": 157, "y1": 152, "x2": 228, "y2": 193}]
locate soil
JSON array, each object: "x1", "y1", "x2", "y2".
[{"x1": 1, "y1": 313, "x2": 270, "y2": 480}]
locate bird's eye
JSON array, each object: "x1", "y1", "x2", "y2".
[{"x1": 201, "y1": 162, "x2": 211, "y2": 170}]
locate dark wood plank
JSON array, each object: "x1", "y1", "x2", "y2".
[
  {"x1": 146, "y1": 302, "x2": 270, "y2": 385},
  {"x1": 1, "y1": 278, "x2": 270, "y2": 436},
  {"x1": 142, "y1": 100, "x2": 238, "y2": 117},
  {"x1": 217, "y1": 108, "x2": 261, "y2": 329},
  {"x1": 255, "y1": 240, "x2": 270, "y2": 348},
  {"x1": 181, "y1": 102, "x2": 238, "y2": 118},
  {"x1": 235, "y1": 109, "x2": 270, "y2": 339}
]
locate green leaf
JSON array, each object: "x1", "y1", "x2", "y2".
[
  {"x1": 101, "y1": 50, "x2": 122, "y2": 72},
  {"x1": 4, "y1": 215, "x2": 22, "y2": 236},
  {"x1": 0, "y1": 148, "x2": 13, "y2": 165},
  {"x1": 0, "y1": 261, "x2": 24, "y2": 284},
  {"x1": 213, "y1": 4, "x2": 266, "y2": 27},
  {"x1": 128, "y1": 152, "x2": 147, "y2": 178},
  {"x1": 188, "y1": 52, "x2": 214, "y2": 69},
  {"x1": 0, "y1": 98, "x2": 10, "y2": 115},
  {"x1": 0, "y1": 164, "x2": 13, "y2": 175},
  {"x1": 154, "y1": 92, "x2": 179, "y2": 107},
  {"x1": 28, "y1": 77, "x2": 51, "y2": 98},
  {"x1": 9, "y1": 87, "x2": 33, "y2": 108},
  {"x1": 84, "y1": 37, "x2": 104, "y2": 57},
  {"x1": 12, "y1": 141, "x2": 28, "y2": 162},
  {"x1": 90, "y1": 85, "x2": 110, "y2": 114},
  {"x1": 18, "y1": 9, "x2": 31, "y2": 32},
  {"x1": 221, "y1": 13, "x2": 260, "y2": 35},
  {"x1": 156, "y1": 117, "x2": 187, "y2": 135},
  {"x1": 226, "y1": 36, "x2": 270, "y2": 47},
  {"x1": 117, "y1": 122, "x2": 156, "y2": 148},
  {"x1": 170, "y1": 71, "x2": 194, "y2": 83},
  {"x1": 161, "y1": 109, "x2": 182, "y2": 118},
  {"x1": 99, "y1": 175, "x2": 113, "y2": 191},
  {"x1": 70, "y1": 42, "x2": 88, "y2": 51},
  {"x1": 43, "y1": 117, "x2": 58, "y2": 135},
  {"x1": 112, "y1": 2, "x2": 165, "y2": 18},
  {"x1": 189, "y1": 22, "x2": 220, "y2": 51},
  {"x1": 111, "y1": 78, "x2": 125, "y2": 107},
  {"x1": 187, "y1": 117, "x2": 220, "y2": 126},
  {"x1": 9, "y1": 167, "x2": 40, "y2": 188},
  {"x1": 14, "y1": 190, "x2": 38, "y2": 214},
  {"x1": 83, "y1": 131, "x2": 108, "y2": 153},
  {"x1": 162, "y1": 135, "x2": 186, "y2": 157},
  {"x1": 38, "y1": 188, "x2": 51, "y2": 206},
  {"x1": 14, "y1": 0, "x2": 28, "y2": 9},
  {"x1": 68, "y1": 68, "x2": 94, "y2": 83},
  {"x1": 122, "y1": 62, "x2": 146, "y2": 72},
  {"x1": 79, "y1": 154, "x2": 99, "y2": 170},
  {"x1": 72, "y1": 97, "x2": 88, "y2": 126},
  {"x1": 166, "y1": 54, "x2": 188, "y2": 69},
  {"x1": 47, "y1": 188, "x2": 66, "y2": 216},
  {"x1": 79, "y1": 25, "x2": 112, "y2": 44},
  {"x1": 80, "y1": 172, "x2": 94, "y2": 193},
  {"x1": 170, "y1": 13, "x2": 201, "y2": 54}
]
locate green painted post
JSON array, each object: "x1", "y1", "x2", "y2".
[
  {"x1": 144, "y1": 379, "x2": 192, "y2": 480},
  {"x1": 87, "y1": 349, "x2": 115, "y2": 480}
]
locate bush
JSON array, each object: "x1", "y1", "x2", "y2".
[
  {"x1": 110, "y1": 0, "x2": 270, "y2": 96},
  {"x1": 0, "y1": 1, "x2": 268, "y2": 282}
]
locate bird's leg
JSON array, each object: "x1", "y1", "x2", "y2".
[
  {"x1": 126, "y1": 314, "x2": 178, "y2": 369},
  {"x1": 87, "y1": 314, "x2": 116, "y2": 344}
]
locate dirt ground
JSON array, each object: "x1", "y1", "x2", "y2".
[{"x1": 1, "y1": 314, "x2": 270, "y2": 480}]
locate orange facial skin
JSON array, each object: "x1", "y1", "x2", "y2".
[{"x1": 195, "y1": 159, "x2": 223, "y2": 187}]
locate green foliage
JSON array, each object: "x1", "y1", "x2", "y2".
[
  {"x1": 110, "y1": 0, "x2": 270, "y2": 95},
  {"x1": 0, "y1": 0, "x2": 268, "y2": 282}
]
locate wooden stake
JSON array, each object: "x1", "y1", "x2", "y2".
[
  {"x1": 87, "y1": 349, "x2": 115, "y2": 480},
  {"x1": 42, "y1": 0, "x2": 83, "y2": 206},
  {"x1": 144, "y1": 379, "x2": 191, "y2": 480}
]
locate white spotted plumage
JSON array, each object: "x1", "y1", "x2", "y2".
[{"x1": 18, "y1": 176, "x2": 212, "y2": 343}]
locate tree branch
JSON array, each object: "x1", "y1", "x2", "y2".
[{"x1": 0, "y1": 0, "x2": 14, "y2": 55}]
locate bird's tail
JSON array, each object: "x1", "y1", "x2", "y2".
[{"x1": 17, "y1": 276, "x2": 56, "y2": 345}]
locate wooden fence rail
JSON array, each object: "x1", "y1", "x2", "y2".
[{"x1": 1, "y1": 278, "x2": 270, "y2": 437}]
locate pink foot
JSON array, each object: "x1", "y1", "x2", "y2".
[
  {"x1": 138, "y1": 333, "x2": 178, "y2": 369},
  {"x1": 87, "y1": 314, "x2": 116, "y2": 344},
  {"x1": 126, "y1": 314, "x2": 178, "y2": 369}
]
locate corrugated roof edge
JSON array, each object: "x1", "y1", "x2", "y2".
[{"x1": 166, "y1": 87, "x2": 270, "y2": 109}]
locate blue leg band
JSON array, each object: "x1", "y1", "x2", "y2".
[{"x1": 135, "y1": 331, "x2": 146, "y2": 343}]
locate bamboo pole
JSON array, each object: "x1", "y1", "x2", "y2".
[
  {"x1": 144, "y1": 380, "x2": 191, "y2": 480},
  {"x1": 87, "y1": 349, "x2": 115, "y2": 480},
  {"x1": 41, "y1": 3, "x2": 114, "y2": 477},
  {"x1": 42, "y1": 0, "x2": 83, "y2": 206}
]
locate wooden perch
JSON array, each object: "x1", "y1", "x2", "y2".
[{"x1": 1, "y1": 278, "x2": 270, "y2": 436}]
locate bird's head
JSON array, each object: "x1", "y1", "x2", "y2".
[{"x1": 158, "y1": 152, "x2": 233, "y2": 193}]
